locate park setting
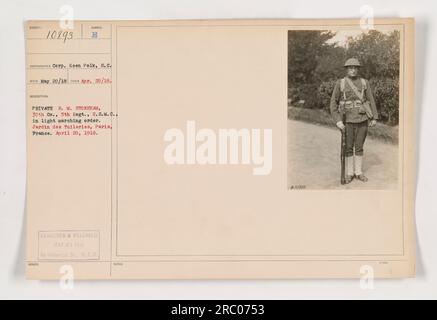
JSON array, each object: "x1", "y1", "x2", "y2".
[{"x1": 287, "y1": 29, "x2": 400, "y2": 189}]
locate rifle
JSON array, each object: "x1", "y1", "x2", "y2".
[{"x1": 340, "y1": 112, "x2": 346, "y2": 185}]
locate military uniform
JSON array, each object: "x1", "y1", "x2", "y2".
[{"x1": 329, "y1": 58, "x2": 378, "y2": 183}]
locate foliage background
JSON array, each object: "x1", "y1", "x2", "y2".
[{"x1": 288, "y1": 29, "x2": 400, "y2": 126}]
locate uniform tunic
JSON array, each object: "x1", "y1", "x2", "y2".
[
  {"x1": 330, "y1": 76, "x2": 379, "y2": 157},
  {"x1": 329, "y1": 77, "x2": 379, "y2": 123}
]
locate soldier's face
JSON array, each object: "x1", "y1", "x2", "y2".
[{"x1": 347, "y1": 66, "x2": 359, "y2": 77}]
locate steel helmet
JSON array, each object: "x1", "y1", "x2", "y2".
[{"x1": 344, "y1": 58, "x2": 361, "y2": 67}]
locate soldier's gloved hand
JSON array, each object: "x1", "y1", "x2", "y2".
[
  {"x1": 336, "y1": 121, "x2": 345, "y2": 131},
  {"x1": 369, "y1": 119, "x2": 377, "y2": 127}
]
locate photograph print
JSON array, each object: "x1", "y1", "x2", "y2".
[{"x1": 287, "y1": 26, "x2": 401, "y2": 190}]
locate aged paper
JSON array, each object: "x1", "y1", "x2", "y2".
[{"x1": 25, "y1": 19, "x2": 415, "y2": 279}]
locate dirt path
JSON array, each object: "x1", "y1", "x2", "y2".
[{"x1": 288, "y1": 119, "x2": 399, "y2": 190}]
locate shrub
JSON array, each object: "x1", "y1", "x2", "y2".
[
  {"x1": 288, "y1": 87, "x2": 300, "y2": 105},
  {"x1": 296, "y1": 83, "x2": 321, "y2": 109},
  {"x1": 369, "y1": 78, "x2": 399, "y2": 125},
  {"x1": 318, "y1": 80, "x2": 337, "y2": 112}
]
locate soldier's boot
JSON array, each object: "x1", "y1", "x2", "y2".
[
  {"x1": 345, "y1": 156, "x2": 354, "y2": 184},
  {"x1": 354, "y1": 155, "x2": 368, "y2": 182}
]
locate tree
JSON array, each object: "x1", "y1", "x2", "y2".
[
  {"x1": 288, "y1": 30, "x2": 336, "y2": 87},
  {"x1": 346, "y1": 30, "x2": 400, "y2": 80},
  {"x1": 288, "y1": 29, "x2": 400, "y2": 125}
]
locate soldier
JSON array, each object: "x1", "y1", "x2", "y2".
[{"x1": 330, "y1": 58, "x2": 378, "y2": 184}]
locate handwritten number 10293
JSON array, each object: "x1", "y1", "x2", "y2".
[{"x1": 46, "y1": 30, "x2": 73, "y2": 43}]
